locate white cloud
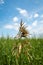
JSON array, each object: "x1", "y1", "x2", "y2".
[
  {"x1": 13, "y1": 17, "x2": 18, "y2": 22},
  {"x1": 27, "y1": 20, "x2": 43, "y2": 37},
  {"x1": 32, "y1": 25, "x2": 43, "y2": 34},
  {"x1": 4, "y1": 25, "x2": 13, "y2": 29},
  {"x1": 32, "y1": 20, "x2": 37, "y2": 26},
  {"x1": 13, "y1": 23, "x2": 20, "y2": 31},
  {"x1": 0, "y1": 0, "x2": 4, "y2": 4},
  {"x1": 4, "y1": 23, "x2": 19, "y2": 31},
  {"x1": 14, "y1": 23, "x2": 18, "y2": 26},
  {"x1": 29, "y1": 15, "x2": 33, "y2": 19},
  {"x1": 14, "y1": 26, "x2": 19, "y2": 31},
  {"x1": 16, "y1": 8, "x2": 29, "y2": 17},
  {"x1": 34, "y1": 13, "x2": 39, "y2": 18},
  {"x1": 38, "y1": 25, "x2": 43, "y2": 33},
  {"x1": 41, "y1": 15, "x2": 43, "y2": 18},
  {"x1": 27, "y1": 25, "x2": 32, "y2": 31}
]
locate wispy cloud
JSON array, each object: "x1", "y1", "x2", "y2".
[
  {"x1": 34, "y1": 13, "x2": 39, "y2": 18},
  {"x1": 13, "y1": 17, "x2": 18, "y2": 22},
  {"x1": 27, "y1": 19, "x2": 43, "y2": 37},
  {"x1": 16, "y1": 8, "x2": 40, "y2": 20},
  {"x1": 27, "y1": 25, "x2": 32, "y2": 31},
  {"x1": 4, "y1": 23, "x2": 19, "y2": 31},
  {"x1": 4, "y1": 24, "x2": 13, "y2": 29},
  {"x1": 0, "y1": 0, "x2": 4, "y2": 4},
  {"x1": 31, "y1": 24, "x2": 43, "y2": 35},
  {"x1": 13, "y1": 23, "x2": 19, "y2": 31},
  {"x1": 32, "y1": 20, "x2": 37, "y2": 27},
  {"x1": 41, "y1": 14, "x2": 43, "y2": 18},
  {"x1": 16, "y1": 8, "x2": 29, "y2": 17}
]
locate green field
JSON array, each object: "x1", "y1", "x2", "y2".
[{"x1": 0, "y1": 36, "x2": 43, "y2": 65}]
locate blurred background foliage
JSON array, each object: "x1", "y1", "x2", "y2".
[{"x1": 0, "y1": 36, "x2": 43, "y2": 65}]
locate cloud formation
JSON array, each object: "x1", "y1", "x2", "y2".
[
  {"x1": 0, "y1": 0, "x2": 4, "y2": 4},
  {"x1": 34, "y1": 13, "x2": 39, "y2": 18},
  {"x1": 32, "y1": 20, "x2": 37, "y2": 27},
  {"x1": 16, "y1": 8, "x2": 29, "y2": 17},
  {"x1": 4, "y1": 24, "x2": 13, "y2": 29},
  {"x1": 3, "y1": 7, "x2": 43, "y2": 37},
  {"x1": 4, "y1": 22, "x2": 19, "y2": 31},
  {"x1": 41, "y1": 14, "x2": 43, "y2": 18},
  {"x1": 13, "y1": 17, "x2": 18, "y2": 22}
]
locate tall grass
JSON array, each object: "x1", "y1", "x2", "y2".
[{"x1": 0, "y1": 36, "x2": 43, "y2": 65}]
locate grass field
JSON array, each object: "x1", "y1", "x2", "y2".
[{"x1": 0, "y1": 36, "x2": 43, "y2": 65}]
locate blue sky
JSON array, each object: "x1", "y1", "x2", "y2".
[{"x1": 0, "y1": 0, "x2": 43, "y2": 37}]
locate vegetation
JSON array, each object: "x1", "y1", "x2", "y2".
[{"x1": 0, "y1": 36, "x2": 43, "y2": 65}]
